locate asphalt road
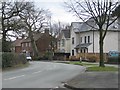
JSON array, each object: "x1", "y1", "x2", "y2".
[{"x1": 2, "y1": 61, "x2": 86, "y2": 88}]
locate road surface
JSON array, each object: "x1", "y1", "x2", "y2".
[{"x1": 2, "y1": 61, "x2": 85, "y2": 88}]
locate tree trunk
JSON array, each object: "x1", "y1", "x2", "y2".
[
  {"x1": 2, "y1": 16, "x2": 10, "y2": 52},
  {"x1": 99, "y1": 30, "x2": 105, "y2": 67},
  {"x1": 29, "y1": 31, "x2": 39, "y2": 58}
]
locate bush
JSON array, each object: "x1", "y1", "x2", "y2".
[
  {"x1": 43, "y1": 51, "x2": 53, "y2": 60},
  {"x1": 2, "y1": 52, "x2": 27, "y2": 68},
  {"x1": 86, "y1": 55, "x2": 98, "y2": 62},
  {"x1": 69, "y1": 56, "x2": 80, "y2": 61},
  {"x1": 2, "y1": 52, "x2": 14, "y2": 67}
]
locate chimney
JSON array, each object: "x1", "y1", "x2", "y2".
[
  {"x1": 22, "y1": 35, "x2": 25, "y2": 39},
  {"x1": 45, "y1": 28, "x2": 49, "y2": 34}
]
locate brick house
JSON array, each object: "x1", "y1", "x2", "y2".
[
  {"x1": 12, "y1": 29, "x2": 57, "y2": 56},
  {"x1": 12, "y1": 37, "x2": 24, "y2": 53}
]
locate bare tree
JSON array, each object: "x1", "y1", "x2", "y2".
[
  {"x1": 1, "y1": 1, "x2": 27, "y2": 52},
  {"x1": 18, "y1": 2, "x2": 51, "y2": 58},
  {"x1": 65, "y1": 0, "x2": 119, "y2": 67}
]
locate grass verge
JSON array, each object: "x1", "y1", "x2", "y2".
[
  {"x1": 59, "y1": 61, "x2": 118, "y2": 72},
  {"x1": 65, "y1": 61, "x2": 97, "y2": 66},
  {"x1": 3, "y1": 62, "x2": 30, "y2": 72},
  {"x1": 87, "y1": 66, "x2": 118, "y2": 71}
]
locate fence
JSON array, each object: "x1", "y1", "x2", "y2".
[{"x1": 69, "y1": 53, "x2": 108, "y2": 62}]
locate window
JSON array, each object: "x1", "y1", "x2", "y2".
[
  {"x1": 84, "y1": 49, "x2": 86, "y2": 53},
  {"x1": 21, "y1": 43, "x2": 24, "y2": 47},
  {"x1": 61, "y1": 39, "x2": 65, "y2": 46},
  {"x1": 81, "y1": 49, "x2": 82, "y2": 53},
  {"x1": 80, "y1": 37, "x2": 82, "y2": 43},
  {"x1": 88, "y1": 36, "x2": 90, "y2": 43},
  {"x1": 72, "y1": 50, "x2": 74, "y2": 56},
  {"x1": 84, "y1": 36, "x2": 87, "y2": 43},
  {"x1": 72, "y1": 37, "x2": 74, "y2": 44},
  {"x1": 26, "y1": 43, "x2": 27, "y2": 47},
  {"x1": 58, "y1": 40, "x2": 60, "y2": 47},
  {"x1": 29, "y1": 43, "x2": 31, "y2": 47}
]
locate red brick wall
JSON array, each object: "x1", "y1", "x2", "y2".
[
  {"x1": 36, "y1": 34, "x2": 52, "y2": 54},
  {"x1": 15, "y1": 46, "x2": 22, "y2": 53},
  {"x1": 21, "y1": 42, "x2": 32, "y2": 52}
]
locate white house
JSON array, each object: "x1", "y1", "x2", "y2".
[
  {"x1": 57, "y1": 29, "x2": 71, "y2": 53},
  {"x1": 70, "y1": 18, "x2": 120, "y2": 57}
]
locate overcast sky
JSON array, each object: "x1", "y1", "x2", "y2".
[{"x1": 33, "y1": 0, "x2": 79, "y2": 24}]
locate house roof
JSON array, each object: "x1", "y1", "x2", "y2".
[
  {"x1": 61, "y1": 29, "x2": 70, "y2": 38},
  {"x1": 72, "y1": 18, "x2": 120, "y2": 33},
  {"x1": 21, "y1": 33, "x2": 45, "y2": 43},
  {"x1": 12, "y1": 38, "x2": 24, "y2": 46},
  {"x1": 57, "y1": 29, "x2": 70, "y2": 40},
  {"x1": 59, "y1": 29, "x2": 70, "y2": 38}
]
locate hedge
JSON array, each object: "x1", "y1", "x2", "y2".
[{"x1": 2, "y1": 52, "x2": 27, "y2": 68}]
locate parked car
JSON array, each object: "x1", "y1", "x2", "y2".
[
  {"x1": 108, "y1": 51, "x2": 120, "y2": 57},
  {"x1": 107, "y1": 51, "x2": 120, "y2": 64},
  {"x1": 26, "y1": 56, "x2": 32, "y2": 61},
  {"x1": 26, "y1": 52, "x2": 32, "y2": 61}
]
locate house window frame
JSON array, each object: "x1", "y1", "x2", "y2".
[
  {"x1": 72, "y1": 37, "x2": 74, "y2": 44},
  {"x1": 26, "y1": 43, "x2": 27, "y2": 47},
  {"x1": 88, "y1": 36, "x2": 90, "y2": 43},
  {"x1": 72, "y1": 49, "x2": 74, "y2": 56},
  {"x1": 61, "y1": 39, "x2": 65, "y2": 47},
  {"x1": 29, "y1": 42, "x2": 31, "y2": 47},
  {"x1": 80, "y1": 37, "x2": 82, "y2": 43},
  {"x1": 84, "y1": 36, "x2": 87, "y2": 43},
  {"x1": 21, "y1": 43, "x2": 24, "y2": 47}
]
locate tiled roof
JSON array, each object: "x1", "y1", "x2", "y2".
[
  {"x1": 21, "y1": 33, "x2": 44, "y2": 43},
  {"x1": 12, "y1": 38, "x2": 24, "y2": 46},
  {"x1": 72, "y1": 18, "x2": 120, "y2": 33},
  {"x1": 61, "y1": 29, "x2": 70, "y2": 38}
]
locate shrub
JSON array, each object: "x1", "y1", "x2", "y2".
[
  {"x1": 86, "y1": 55, "x2": 98, "y2": 62},
  {"x1": 2, "y1": 52, "x2": 14, "y2": 67},
  {"x1": 43, "y1": 51, "x2": 53, "y2": 60},
  {"x1": 69, "y1": 56, "x2": 80, "y2": 61},
  {"x1": 2, "y1": 52, "x2": 27, "y2": 68}
]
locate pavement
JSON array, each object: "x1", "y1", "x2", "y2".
[
  {"x1": 64, "y1": 70, "x2": 118, "y2": 89},
  {"x1": 52, "y1": 61, "x2": 119, "y2": 89},
  {"x1": 50, "y1": 61, "x2": 119, "y2": 89}
]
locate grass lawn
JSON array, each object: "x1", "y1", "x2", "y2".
[
  {"x1": 3, "y1": 62, "x2": 30, "y2": 71},
  {"x1": 87, "y1": 66, "x2": 118, "y2": 71},
  {"x1": 60, "y1": 61, "x2": 118, "y2": 72},
  {"x1": 66, "y1": 61, "x2": 97, "y2": 66}
]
